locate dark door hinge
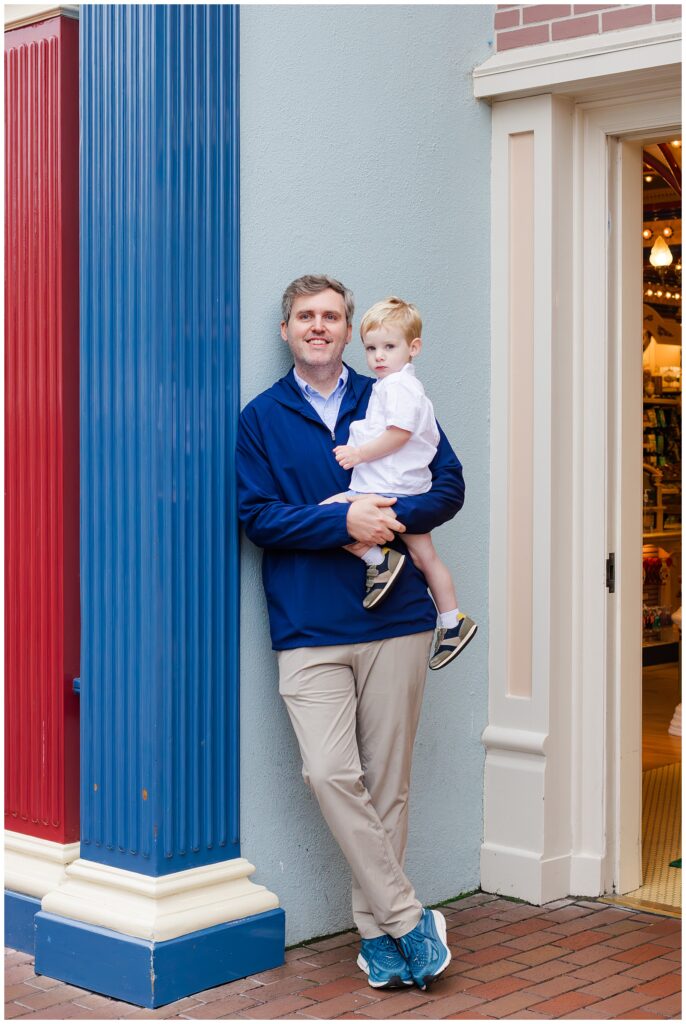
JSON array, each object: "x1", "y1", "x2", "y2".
[{"x1": 606, "y1": 553, "x2": 615, "y2": 593}]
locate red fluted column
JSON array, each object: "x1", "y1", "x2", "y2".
[{"x1": 4, "y1": 10, "x2": 80, "y2": 946}]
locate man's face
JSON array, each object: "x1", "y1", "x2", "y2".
[{"x1": 281, "y1": 288, "x2": 352, "y2": 374}]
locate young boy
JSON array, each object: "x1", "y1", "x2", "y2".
[{"x1": 324, "y1": 297, "x2": 476, "y2": 671}]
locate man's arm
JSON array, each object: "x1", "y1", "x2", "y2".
[
  {"x1": 236, "y1": 407, "x2": 404, "y2": 550},
  {"x1": 390, "y1": 424, "x2": 465, "y2": 535}
]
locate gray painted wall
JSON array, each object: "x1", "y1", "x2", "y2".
[{"x1": 239, "y1": 4, "x2": 494, "y2": 945}]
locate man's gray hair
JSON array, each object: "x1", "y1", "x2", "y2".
[{"x1": 281, "y1": 275, "x2": 355, "y2": 326}]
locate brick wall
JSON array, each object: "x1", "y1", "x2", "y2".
[{"x1": 495, "y1": 4, "x2": 681, "y2": 52}]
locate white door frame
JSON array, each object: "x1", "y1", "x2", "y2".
[
  {"x1": 578, "y1": 97, "x2": 681, "y2": 897},
  {"x1": 475, "y1": 31, "x2": 681, "y2": 903}
]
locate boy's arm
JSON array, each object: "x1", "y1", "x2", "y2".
[
  {"x1": 237, "y1": 407, "x2": 403, "y2": 550},
  {"x1": 390, "y1": 424, "x2": 465, "y2": 535},
  {"x1": 333, "y1": 426, "x2": 411, "y2": 470}
]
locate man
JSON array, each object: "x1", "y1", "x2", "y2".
[{"x1": 236, "y1": 275, "x2": 465, "y2": 990}]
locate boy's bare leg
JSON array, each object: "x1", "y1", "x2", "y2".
[{"x1": 403, "y1": 533, "x2": 458, "y2": 613}]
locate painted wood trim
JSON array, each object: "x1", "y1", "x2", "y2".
[{"x1": 473, "y1": 20, "x2": 681, "y2": 100}]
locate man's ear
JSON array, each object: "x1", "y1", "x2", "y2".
[
  {"x1": 409, "y1": 337, "x2": 422, "y2": 358},
  {"x1": 345, "y1": 323, "x2": 353, "y2": 344},
  {"x1": 280, "y1": 320, "x2": 289, "y2": 342}
]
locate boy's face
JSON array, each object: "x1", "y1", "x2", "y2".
[{"x1": 362, "y1": 325, "x2": 422, "y2": 379}]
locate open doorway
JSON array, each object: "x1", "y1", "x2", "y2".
[{"x1": 612, "y1": 139, "x2": 682, "y2": 917}]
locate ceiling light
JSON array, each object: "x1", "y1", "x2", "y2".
[
  {"x1": 662, "y1": 226, "x2": 674, "y2": 238},
  {"x1": 649, "y1": 236, "x2": 673, "y2": 268},
  {"x1": 644, "y1": 174, "x2": 653, "y2": 182},
  {"x1": 656, "y1": 290, "x2": 664, "y2": 297},
  {"x1": 646, "y1": 289, "x2": 654, "y2": 296},
  {"x1": 672, "y1": 140, "x2": 681, "y2": 147},
  {"x1": 643, "y1": 228, "x2": 653, "y2": 239}
]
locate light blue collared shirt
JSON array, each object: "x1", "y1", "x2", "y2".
[{"x1": 293, "y1": 364, "x2": 349, "y2": 434}]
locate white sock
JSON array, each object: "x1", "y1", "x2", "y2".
[
  {"x1": 440, "y1": 608, "x2": 461, "y2": 629},
  {"x1": 361, "y1": 546, "x2": 384, "y2": 567}
]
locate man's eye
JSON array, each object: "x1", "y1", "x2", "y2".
[{"x1": 299, "y1": 313, "x2": 311, "y2": 319}]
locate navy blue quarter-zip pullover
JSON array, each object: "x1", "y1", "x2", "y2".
[{"x1": 236, "y1": 364, "x2": 465, "y2": 650}]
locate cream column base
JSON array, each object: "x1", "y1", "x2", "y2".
[
  {"x1": 41, "y1": 857, "x2": 281, "y2": 942},
  {"x1": 5, "y1": 830, "x2": 80, "y2": 899}
]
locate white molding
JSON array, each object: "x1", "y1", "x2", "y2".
[
  {"x1": 482, "y1": 25, "x2": 681, "y2": 905},
  {"x1": 575, "y1": 96, "x2": 681, "y2": 899},
  {"x1": 5, "y1": 831, "x2": 80, "y2": 899},
  {"x1": 481, "y1": 844, "x2": 571, "y2": 906},
  {"x1": 5, "y1": 5, "x2": 78, "y2": 30},
  {"x1": 481, "y1": 725, "x2": 547, "y2": 756},
  {"x1": 41, "y1": 857, "x2": 281, "y2": 942},
  {"x1": 474, "y1": 21, "x2": 681, "y2": 102},
  {"x1": 483, "y1": 93, "x2": 575, "y2": 905}
]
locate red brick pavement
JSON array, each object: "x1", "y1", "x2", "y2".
[{"x1": 4, "y1": 895, "x2": 681, "y2": 1019}]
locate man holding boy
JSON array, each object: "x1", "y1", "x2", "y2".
[{"x1": 236, "y1": 275, "x2": 464, "y2": 990}]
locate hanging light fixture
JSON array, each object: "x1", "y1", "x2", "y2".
[{"x1": 649, "y1": 235, "x2": 673, "y2": 268}]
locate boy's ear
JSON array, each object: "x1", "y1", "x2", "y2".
[{"x1": 409, "y1": 337, "x2": 422, "y2": 358}]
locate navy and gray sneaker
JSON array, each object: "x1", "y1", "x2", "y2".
[
  {"x1": 362, "y1": 547, "x2": 406, "y2": 610},
  {"x1": 396, "y1": 908, "x2": 451, "y2": 990},
  {"x1": 357, "y1": 934, "x2": 413, "y2": 989},
  {"x1": 429, "y1": 614, "x2": 477, "y2": 671}
]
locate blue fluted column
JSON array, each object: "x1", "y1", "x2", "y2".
[{"x1": 35, "y1": 5, "x2": 283, "y2": 1007}]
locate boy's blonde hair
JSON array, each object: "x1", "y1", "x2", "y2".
[{"x1": 360, "y1": 297, "x2": 422, "y2": 344}]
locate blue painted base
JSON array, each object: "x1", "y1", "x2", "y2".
[
  {"x1": 5, "y1": 890, "x2": 41, "y2": 953},
  {"x1": 34, "y1": 907, "x2": 285, "y2": 1008}
]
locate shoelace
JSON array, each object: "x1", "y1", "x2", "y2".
[
  {"x1": 363, "y1": 934, "x2": 405, "y2": 968},
  {"x1": 399, "y1": 928, "x2": 433, "y2": 970},
  {"x1": 433, "y1": 628, "x2": 446, "y2": 653}
]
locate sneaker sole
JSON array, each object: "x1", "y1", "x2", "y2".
[
  {"x1": 363, "y1": 554, "x2": 406, "y2": 610},
  {"x1": 428, "y1": 623, "x2": 478, "y2": 671},
  {"x1": 356, "y1": 952, "x2": 413, "y2": 988},
  {"x1": 419, "y1": 910, "x2": 452, "y2": 987}
]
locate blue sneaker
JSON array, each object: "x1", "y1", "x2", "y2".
[
  {"x1": 396, "y1": 908, "x2": 451, "y2": 990},
  {"x1": 357, "y1": 934, "x2": 413, "y2": 989}
]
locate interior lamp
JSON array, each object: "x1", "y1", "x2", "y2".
[{"x1": 649, "y1": 235, "x2": 673, "y2": 268}]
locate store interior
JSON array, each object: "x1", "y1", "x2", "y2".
[{"x1": 631, "y1": 138, "x2": 681, "y2": 916}]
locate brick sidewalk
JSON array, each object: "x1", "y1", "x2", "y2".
[{"x1": 5, "y1": 895, "x2": 681, "y2": 1020}]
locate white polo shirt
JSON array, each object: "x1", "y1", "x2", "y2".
[{"x1": 348, "y1": 363, "x2": 440, "y2": 496}]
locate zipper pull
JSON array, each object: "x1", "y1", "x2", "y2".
[{"x1": 331, "y1": 430, "x2": 335, "y2": 442}]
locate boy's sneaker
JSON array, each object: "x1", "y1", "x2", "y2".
[
  {"x1": 396, "y1": 908, "x2": 451, "y2": 990},
  {"x1": 363, "y1": 547, "x2": 406, "y2": 610},
  {"x1": 357, "y1": 934, "x2": 413, "y2": 988},
  {"x1": 429, "y1": 614, "x2": 477, "y2": 670}
]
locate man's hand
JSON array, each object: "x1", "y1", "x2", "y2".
[
  {"x1": 346, "y1": 495, "x2": 406, "y2": 546},
  {"x1": 334, "y1": 444, "x2": 363, "y2": 470}
]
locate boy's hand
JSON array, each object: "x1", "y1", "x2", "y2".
[{"x1": 334, "y1": 444, "x2": 363, "y2": 469}]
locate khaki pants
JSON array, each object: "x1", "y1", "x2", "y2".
[{"x1": 277, "y1": 631, "x2": 433, "y2": 939}]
